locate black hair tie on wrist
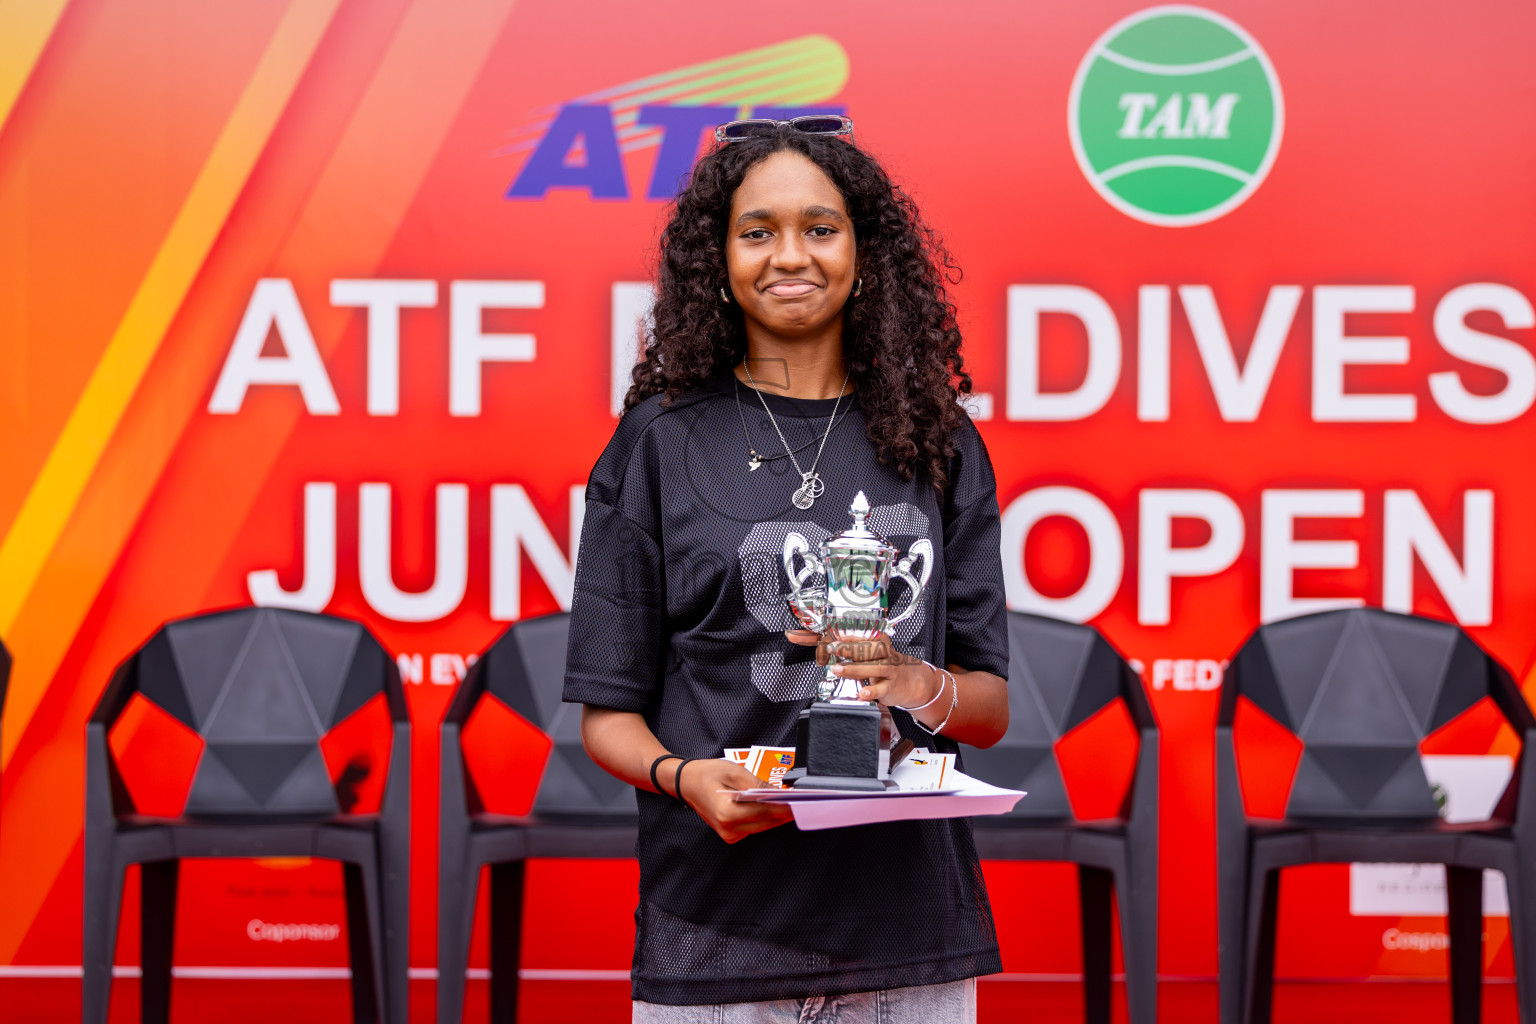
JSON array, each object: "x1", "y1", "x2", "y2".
[
  {"x1": 649, "y1": 754, "x2": 683, "y2": 797},
  {"x1": 673, "y1": 757, "x2": 697, "y2": 808}
]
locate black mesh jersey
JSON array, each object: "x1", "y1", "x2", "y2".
[{"x1": 563, "y1": 374, "x2": 1010, "y2": 1006}]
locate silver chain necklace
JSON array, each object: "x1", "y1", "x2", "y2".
[{"x1": 740, "y1": 362, "x2": 850, "y2": 510}]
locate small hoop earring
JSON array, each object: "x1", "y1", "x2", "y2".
[
  {"x1": 852, "y1": 277, "x2": 863, "y2": 298},
  {"x1": 720, "y1": 287, "x2": 731, "y2": 304}
]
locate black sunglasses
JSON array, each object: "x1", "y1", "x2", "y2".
[{"x1": 714, "y1": 115, "x2": 854, "y2": 144}]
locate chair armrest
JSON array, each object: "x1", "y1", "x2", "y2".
[
  {"x1": 86, "y1": 722, "x2": 128, "y2": 822},
  {"x1": 0, "y1": 640, "x2": 11, "y2": 715},
  {"x1": 1113, "y1": 662, "x2": 1161, "y2": 825},
  {"x1": 439, "y1": 721, "x2": 473, "y2": 831},
  {"x1": 1215, "y1": 724, "x2": 1248, "y2": 830},
  {"x1": 1488, "y1": 663, "x2": 1536, "y2": 733},
  {"x1": 1509, "y1": 726, "x2": 1536, "y2": 839},
  {"x1": 380, "y1": 659, "x2": 409, "y2": 725},
  {"x1": 442, "y1": 657, "x2": 488, "y2": 728},
  {"x1": 1119, "y1": 664, "x2": 1158, "y2": 734},
  {"x1": 1124, "y1": 723, "x2": 1160, "y2": 829},
  {"x1": 380, "y1": 719, "x2": 411, "y2": 823},
  {"x1": 85, "y1": 662, "x2": 139, "y2": 821},
  {"x1": 1216, "y1": 665, "x2": 1241, "y2": 728},
  {"x1": 1484, "y1": 665, "x2": 1535, "y2": 830},
  {"x1": 89, "y1": 660, "x2": 136, "y2": 728}
]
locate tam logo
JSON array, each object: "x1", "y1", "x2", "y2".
[
  {"x1": 1068, "y1": 6, "x2": 1283, "y2": 226},
  {"x1": 499, "y1": 34, "x2": 850, "y2": 202},
  {"x1": 508, "y1": 103, "x2": 846, "y2": 201},
  {"x1": 1116, "y1": 92, "x2": 1239, "y2": 139}
]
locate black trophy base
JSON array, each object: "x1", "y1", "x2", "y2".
[
  {"x1": 785, "y1": 700, "x2": 895, "y2": 791},
  {"x1": 780, "y1": 767, "x2": 890, "y2": 792}
]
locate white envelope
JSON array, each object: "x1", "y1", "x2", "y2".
[{"x1": 729, "y1": 752, "x2": 1025, "y2": 830}]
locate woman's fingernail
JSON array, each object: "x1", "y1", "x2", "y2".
[{"x1": 831, "y1": 665, "x2": 844, "y2": 675}]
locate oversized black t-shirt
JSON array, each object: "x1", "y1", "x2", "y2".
[{"x1": 563, "y1": 375, "x2": 1010, "y2": 1005}]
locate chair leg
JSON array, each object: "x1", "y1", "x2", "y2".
[
  {"x1": 1217, "y1": 836, "x2": 1249, "y2": 1024},
  {"x1": 344, "y1": 861, "x2": 382, "y2": 1024},
  {"x1": 1079, "y1": 865, "x2": 1113, "y2": 1024},
  {"x1": 1114, "y1": 853, "x2": 1159, "y2": 1024},
  {"x1": 140, "y1": 859, "x2": 179, "y2": 1024},
  {"x1": 380, "y1": 836, "x2": 410, "y2": 1024},
  {"x1": 82, "y1": 844, "x2": 126, "y2": 1024},
  {"x1": 489, "y1": 861, "x2": 527, "y2": 1024},
  {"x1": 438, "y1": 853, "x2": 482, "y2": 1024},
  {"x1": 1244, "y1": 868, "x2": 1281, "y2": 1024},
  {"x1": 1507, "y1": 864, "x2": 1536, "y2": 1024},
  {"x1": 1446, "y1": 866, "x2": 1484, "y2": 1024}
]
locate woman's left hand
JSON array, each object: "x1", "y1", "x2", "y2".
[{"x1": 784, "y1": 629, "x2": 943, "y2": 709}]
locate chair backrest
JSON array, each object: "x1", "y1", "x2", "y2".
[
  {"x1": 123, "y1": 607, "x2": 397, "y2": 816},
  {"x1": 964, "y1": 611, "x2": 1150, "y2": 819},
  {"x1": 463, "y1": 612, "x2": 636, "y2": 816},
  {"x1": 1224, "y1": 607, "x2": 1518, "y2": 820}
]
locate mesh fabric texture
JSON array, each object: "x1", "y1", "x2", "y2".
[{"x1": 564, "y1": 376, "x2": 1009, "y2": 1004}]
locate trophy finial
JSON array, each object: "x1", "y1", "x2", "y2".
[{"x1": 849, "y1": 491, "x2": 870, "y2": 529}]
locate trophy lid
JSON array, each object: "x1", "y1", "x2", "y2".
[
  {"x1": 846, "y1": 492, "x2": 876, "y2": 536},
  {"x1": 823, "y1": 491, "x2": 893, "y2": 554}
]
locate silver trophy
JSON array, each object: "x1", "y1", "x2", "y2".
[{"x1": 782, "y1": 491, "x2": 933, "y2": 789}]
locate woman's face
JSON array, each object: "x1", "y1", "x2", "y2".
[{"x1": 725, "y1": 150, "x2": 857, "y2": 342}]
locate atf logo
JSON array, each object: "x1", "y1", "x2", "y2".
[
  {"x1": 504, "y1": 35, "x2": 848, "y2": 202},
  {"x1": 1068, "y1": 6, "x2": 1282, "y2": 227}
]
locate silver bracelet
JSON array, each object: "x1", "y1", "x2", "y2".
[
  {"x1": 895, "y1": 660, "x2": 949, "y2": 712},
  {"x1": 931, "y1": 671, "x2": 960, "y2": 735}
]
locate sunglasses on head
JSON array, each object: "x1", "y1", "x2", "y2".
[{"x1": 714, "y1": 115, "x2": 854, "y2": 144}]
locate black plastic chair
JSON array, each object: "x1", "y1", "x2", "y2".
[
  {"x1": 83, "y1": 607, "x2": 410, "y2": 1023},
  {"x1": 0, "y1": 633, "x2": 9, "y2": 799},
  {"x1": 0, "y1": 632, "x2": 10, "y2": 729},
  {"x1": 964, "y1": 611, "x2": 1159, "y2": 1024},
  {"x1": 1217, "y1": 607, "x2": 1536, "y2": 1024},
  {"x1": 439, "y1": 612, "x2": 637, "y2": 1024}
]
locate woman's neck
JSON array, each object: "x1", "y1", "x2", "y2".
[{"x1": 735, "y1": 325, "x2": 848, "y2": 399}]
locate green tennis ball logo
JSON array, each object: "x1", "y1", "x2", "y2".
[{"x1": 1069, "y1": 5, "x2": 1283, "y2": 227}]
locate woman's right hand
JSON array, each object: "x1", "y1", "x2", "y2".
[{"x1": 675, "y1": 759, "x2": 795, "y2": 844}]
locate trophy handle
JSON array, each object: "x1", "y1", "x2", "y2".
[
  {"x1": 784, "y1": 589, "x2": 828, "y2": 633},
  {"x1": 885, "y1": 538, "x2": 933, "y2": 628},
  {"x1": 782, "y1": 532, "x2": 824, "y2": 591},
  {"x1": 783, "y1": 532, "x2": 828, "y2": 632}
]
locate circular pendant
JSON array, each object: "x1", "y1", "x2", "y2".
[{"x1": 791, "y1": 472, "x2": 825, "y2": 510}]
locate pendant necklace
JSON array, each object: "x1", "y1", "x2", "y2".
[{"x1": 740, "y1": 362, "x2": 850, "y2": 510}]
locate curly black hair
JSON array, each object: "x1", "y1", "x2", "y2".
[{"x1": 624, "y1": 127, "x2": 974, "y2": 493}]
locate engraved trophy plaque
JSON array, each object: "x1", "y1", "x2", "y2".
[{"x1": 782, "y1": 491, "x2": 933, "y2": 790}]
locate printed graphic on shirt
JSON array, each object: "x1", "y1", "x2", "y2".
[{"x1": 737, "y1": 501, "x2": 933, "y2": 702}]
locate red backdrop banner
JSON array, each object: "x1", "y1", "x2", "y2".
[{"x1": 2, "y1": 0, "x2": 1534, "y2": 983}]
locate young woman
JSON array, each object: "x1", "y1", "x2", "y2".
[{"x1": 563, "y1": 116, "x2": 1010, "y2": 1023}]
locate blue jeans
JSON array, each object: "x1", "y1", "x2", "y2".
[{"x1": 633, "y1": 977, "x2": 978, "y2": 1023}]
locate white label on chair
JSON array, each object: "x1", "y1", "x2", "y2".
[
  {"x1": 1423, "y1": 754, "x2": 1515, "y2": 823},
  {"x1": 1349, "y1": 864, "x2": 1508, "y2": 917},
  {"x1": 1347, "y1": 755, "x2": 1514, "y2": 917}
]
